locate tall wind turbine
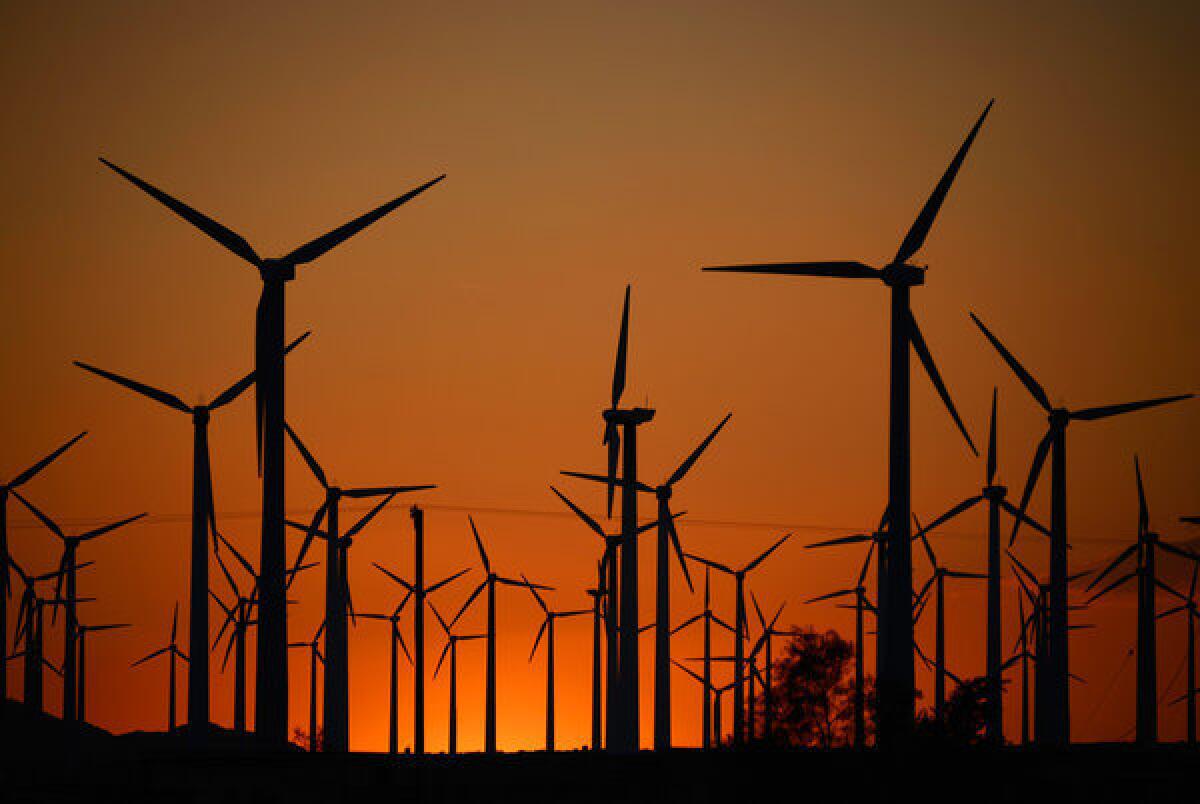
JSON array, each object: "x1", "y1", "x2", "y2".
[
  {"x1": 914, "y1": 388, "x2": 1049, "y2": 743},
  {"x1": 1084, "y1": 456, "x2": 1196, "y2": 745},
  {"x1": 564, "y1": 412, "x2": 731, "y2": 749},
  {"x1": 359, "y1": 597, "x2": 414, "y2": 755},
  {"x1": 451, "y1": 516, "x2": 552, "y2": 753},
  {"x1": 101, "y1": 158, "x2": 443, "y2": 742},
  {"x1": 1160, "y1": 563, "x2": 1198, "y2": 746},
  {"x1": 585, "y1": 563, "x2": 605, "y2": 751},
  {"x1": 971, "y1": 312, "x2": 1193, "y2": 745},
  {"x1": 132, "y1": 604, "x2": 189, "y2": 732},
  {"x1": 287, "y1": 621, "x2": 326, "y2": 752},
  {"x1": 18, "y1": 496, "x2": 144, "y2": 726},
  {"x1": 1, "y1": 431, "x2": 87, "y2": 703},
  {"x1": 430, "y1": 601, "x2": 484, "y2": 756},
  {"x1": 286, "y1": 485, "x2": 405, "y2": 753},
  {"x1": 685, "y1": 534, "x2": 790, "y2": 746},
  {"x1": 671, "y1": 566, "x2": 735, "y2": 750},
  {"x1": 76, "y1": 622, "x2": 130, "y2": 725},
  {"x1": 73, "y1": 333, "x2": 307, "y2": 731},
  {"x1": 373, "y1": 560, "x2": 469, "y2": 754},
  {"x1": 703, "y1": 102, "x2": 992, "y2": 742},
  {"x1": 524, "y1": 576, "x2": 590, "y2": 751},
  {"x1": 912, "y1": 528, "x2": 986, "y2": 721}
]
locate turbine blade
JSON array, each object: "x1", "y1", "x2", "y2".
[
  {"x1": 997, "y1": 499, "x2": 1050, "y2": 538},
  {"x1": 372, "y1": 562, "x2": 415, "y2": 594},
  {"x1": 611, "y1": 285, "x2": 630, "y2": 409},
  {"x1": 806, "y1": 532, "x2": 872, "y2": 549},
  {"x1": 969, "y1": 312, "x2": 1052, "y2": 412},
  {"x1": 99, "y1": 158, "x2": 261, "y2": 266},
  {"x1": 342, "y1": 484, "x2": 435, "y2": 499},
  {"x1": 529, "y1": 619, "x2": 548, "y2": 662},
  {"x1": 1087, "y1": 571, "x2": 1136, "y2": 604},
  {"x1": 80, "y1": 512, "x2": 147, "y2": 541},
  {"x1": 917, "y1": 496, "x2": 983, "y2": 538},
  {"x1": 427, "y1": 567, "x2": 471, "y2": 595},
  {"x1": 908, "y1": 311, "x2": 977, "y2": 456},
  {"x1": 1134, "y1": 455, "x2": 1148, "y2": 535},
  {"x1": 744, "y1": 533, "x2": 790, "y2": 572},
  {"x1": 522, "y1": 573, "x2": 549, "y2": 613},
  {"x1": 683, "y1": 553, "x2": 734, "y2": 575},
  {"x1": 561, "y1": 470, "x2": 654, "y2": 494},
  {"x1": 73, "y1": 360, "x2": 191, "y2": 414},
  {"x1": 283, "y1": 422, "x2": 328, "y2": 489},
  {"x1": 452, "y1": 581, "x2": 487, "y2": 627},
  {"x1": 8, "y1": 431, "x2": 88, "y2": 488},
  {"x1": 210, "y1": 331, "x2": 311, "y2": 410},
  {"x1": 11, "y1": 490, "x2": 64, "y2": 538},
  {"x1": 806, "y1": 589, "x2": 854, "y2": 604},
  {"x1": 1070, "y1": 394, "x2": 1194, "y2": 422},
  {"x1": 1084, "y1": 544, "x2": 1137, "y2": 592},
  {"x1": 344, "y1": 493, "x2": 398, "y2": 539},
  {"x1": 667, "y1": 514, "x2": 694, "y2": 593},
  {"x1": 550, "y1": 486, "x2": 606, "y2": 539},
  {"x1": 468, "y1": 515, "x2": 491, "y2": 573},
  {"x1": 857, "y1": 540, "x2": 875, "y2": 587},
  {"x1": 605, "y1": 422, "x2": 620, "y2": 518},
  {"x1": 665, "y1": 413, "x2": 732, "y2": 487},
  {"x1": 1009, "y1": 428, "x2": 1053, "y2": 547},
  {"x1": 987, "y1": 387, "x2": 998, "y2": 485},
  {"x1": 280, "y1": 175, "x2": 446, "y2": 266},
  {"x1": 702, "y1": 261, "x2": 880, "y2": 279}
]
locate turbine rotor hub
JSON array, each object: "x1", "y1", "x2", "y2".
[
  {"x1": 983, "y1": 484, "x2": 1007, "y2": 501},
  {"x1": 881, "y1": 263, "x2": 926, "y2": 288},
  {"x1": 1049, "y1": 409, "x2": 1070, "y2": 428}
]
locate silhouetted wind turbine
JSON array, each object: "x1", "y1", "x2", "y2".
[
  {"x1": 101, "y1": 158, "x2": 443, "y2": 742},
  {"x1": 914, "y1": 388, "x2": 1049, "y2": 743},
  {"x1": 748, "y1": 594, "x2": 787, "y2": 742},
  {"x1": 287, "y1": 621, "x2": 325, "y2": 752},
  {"x1": 585, "y1": 563, "x2": 605, "y2": 750},
  {"x1": 971, "y1": 311, "x2": 1193, "y2": 745},
  {"x1": 704, "y1": 103, "x2": 992, "y2": 743},
  {"x1": 672, "y1": 659, "x2": 710, "y2": 748},
  {"x1": 672, "y1": 566, "x2": 735, "y2": 750},
  {"x1": 285, "y1": 424, "x2": 430, "y2": 752},
  {"x1": 550, "y1": 485, "x2": 669, "y2": 749},
  {"x1": 430, "y1": 601, "x2": 484, "y2": 755},
  {"x1": 18, "y1": 496, "x2": 145, "y2": 726},
  {"x1": 373, "y1": 560, "x2": 468, "y2": 754},
  {"x1": 806, "y1": 544, "x2": 875, "y2": 748},
  {"x1": 686, "y1": 534, "x2": 789, "y2": 746},
  {"x1": 76, "y1": 621, "x2": 130, "y2": 725},
  {"x1": 1005, "y1": 589, "x2": 1036, "y2": 746},
  {"x1": 1159, "y1": 563, "x2": 1199, "y2": 745},
  {"x1": 912, "y1": 528, "x2": 986, "y2": 722},
  {"x1": 1084, "y1": 456, "x2": 1196, "y2": 745},
  {"x1": 9, "y1": 557, "x2": 77, "y2": 712},
  {"x1": 564, "y1": 412, "x2": 730, "y2": 749},
  {"x1": 1, "y1": 431, "x2": 86, "y2": 704},
  {"x1": 74, "y1": 333, "x2": 308, "y2": 731},
  {"x1": 132, "y1": 603, "x2": 189, "y2": 732},
  {"x1": 523, "y1": 575, "x2": 589, "y2": 751},
  {"x1": 359, "y1": 596, "x2": 414, "y2": 755},
  {"x1": 451, "y1": 515, "x2": 552, "y2": 753}
]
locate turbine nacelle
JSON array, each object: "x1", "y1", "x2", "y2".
[
  {"x1": 1049, "y1": 408, "x2": 1070, "y2": 429},
  {"x1": 880, "y1": 262, "x2": 926, "y2": 288},
  {"x1": 982, "y1": 484, "x2": 1008, "y2": 502},
  {"x1": 257, "y1": 259, "x2": 296, "y2": 282},
  {"x1": 602, "y1": 407, "x2": 656, "y2": 426}
]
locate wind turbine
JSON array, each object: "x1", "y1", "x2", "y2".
[
  {"x1": 285, "y1": 422, "x2": 433, "y2": 751},
  {"x1": 9, "y1": 557, "x2": 77, "y2": 712},
  {"x1": 451, "y1": 515, "x2": 552, "y2": 754},
  {"x1": 359, "y1": 596, "x2": 414, "y2": 755},
  {"x1": 585, "y1": 563, "x2": 605, "y2": 750},
  {"x1": 76, "y1": 621, "x2": 130, "y2": 725},
  {"x1": 287, "y1": 621, "x2": 326, "y2": 752},
  {"x1": 1003, "y1": 590, "x2": 1036, "y2": 746},
  {"x1": 74, "y1": 333, "x2": 308, "y2": 732},
  {"x1": 914, "y1": 388, "x2": 1049, "y2": 743},
  {"x1": 748, "y1": 594, "x2": 787, "y2": 743},
  {"x1": 704, "y1": 103, "x2": 992, "y2": 742},
  {"x1": 564, "y1": 412, "x2": 731, "y2": 749},
  {"x1": 373, "y1": 559, "x2": 469, "y2": 754},
  {"x1": 17, "y1": 496, "x2": 145, "y2": 726},
  {"x1": 1084, "y1": 456, "x2": 1196, "y2": 745},
  {"x1": 523, "y1": 575, "x2": 589, "y2": 752},
  {"x1": 685, "y1": 534, "x2": 790, "y2": 746},
  {"x1": 912, "y1": 528, "x2": 986, "y2": 722},
  {"x1": 970, "y1": 311, "x2": 1193, "y2": 745},
  {"x1": 101, "y1": 157, "x2": 443, "y2": 742},
  {"x1": 1159, "y1": 563, "x2": 1199, "y2": 746},
  {"x1": 806, "y1": 544, "x2": 876, "y2": 748},
  {"x1": 429, "y1": 601, "x2": 484, "y2": 755},
  {"x1": 132, "y1": 603, "x2": 189, "y2": 732},
  {"x1": 671, "y1": 659, "x2": 711, "y2": 748},
  {"x1": 1, "y1": 431, "x2": 86, "y2": 704},
  {"x1": 671, "y1": 566, "x2": 735, "y2": 750},
  {"x1": 550, "y1": 485, "x2": 671, "y2": 749}
]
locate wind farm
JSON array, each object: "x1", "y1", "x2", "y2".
[{"x1": 2, "y1": 3, "x2": 1199, "y2": 803}]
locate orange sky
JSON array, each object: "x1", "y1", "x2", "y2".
[{"x1": 1, "y1": 2, "x2": 1198, "y2": 750}]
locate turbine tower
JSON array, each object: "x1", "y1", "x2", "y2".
[
  {"x1": 132, "y1": 604, "x2": 189, "y2": 732},
  {"x1": 971, "y1": 312, "x2": 1193, "y2": 745},
  {"x1": 430, "y1": 601, "x2": 485, "y2": 755},
  {"x1": 524, "y1": 577, "x2": 590, "y2": 751},
  {"x1": 703, "y1": 102, "x2": 992, "y2": 743},
  {"x1": 101, "y1": 158, "x2": 443, "y2": 742},
  {"x1": 76, "y1": 621, "x2": 130, "y2": 725}
]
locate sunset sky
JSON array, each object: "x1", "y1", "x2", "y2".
[{"x1": 1, "y1": 2, "x2": 1197, "y2": 750}]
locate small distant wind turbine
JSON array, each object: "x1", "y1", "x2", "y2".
[
  {"x1": 671, "y1": 566, "x2": 735, "y2": 750},
  {"x1": 970, "y1": 311, "x2": 1193, "y2": 745},
  {"x1": 1159, "y1": 563, "x2": 1199, "y2": 746},
  {"x1": 73, "y1": 332, "x2": 308, "y2": 731},
  {"x1": 704, "y1": 102, "x2": 993, "y2": 743},
  {"x1": 132, "y1": 603, "x2": 189, "y2": 732},
  {"x1": 429, "y1": 601, "x2": 485, "y2": 756},
  {"x1": 747, "y1": 594, "x2": 787, "y2": 742},
  {"x1": 451, "y1": 516, "x2": 552, "y2": 753},
  {"x1": 1084, "y1": 456, "x2": 1196, "y2": 745},
  {"x1": 9, "y1": 557, "x2": 77, "y2": 712},
  {"x1": 685, "y1": 534, "x2": 790, "y2": 746},
  {"x1": 585, "y1": 562, "x2": 605, "y2": 750},
  {"x1": 523, "y1": 575, "x2": 589, "y2": 752},
  {"x1": 287, "y1": 621, "x2": 326, "y2": 753},
  {"x1": 75, "y1": 621, "x2": 130, "y2": 725},
  {"x1": 359, "y1": 596, "x2": 414, "y2": 755},
  {"x1": 18, "y1": 496, "x2": 145, "y2": 726},
  {"x1": 1, "y1": 430, "x2": 86, "y2": 704},
  {"x1": 101, "y1": 157, "x2": 443, "y2": 742},
  {"x1": 372, "y1": 560, "x2": 469, "y2": 754}
]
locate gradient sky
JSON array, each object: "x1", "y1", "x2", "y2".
[{"x1": 1, "y1": 1, "x2": 1198, "y2": 750}]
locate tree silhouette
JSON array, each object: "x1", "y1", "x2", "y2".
[
  {"x1": 758, "y1": 627, "x2": 875, "y2": 748},
  {"x1": 293, "y1": 726, "x2": 324, "y2": 752},
  {"x1": 915, "y1": 676, "x2": 995, "y2": 746}
]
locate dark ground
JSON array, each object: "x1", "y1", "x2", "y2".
[{"x1": 2, "y1": 701, "x2": 1197, "y2": 804}]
